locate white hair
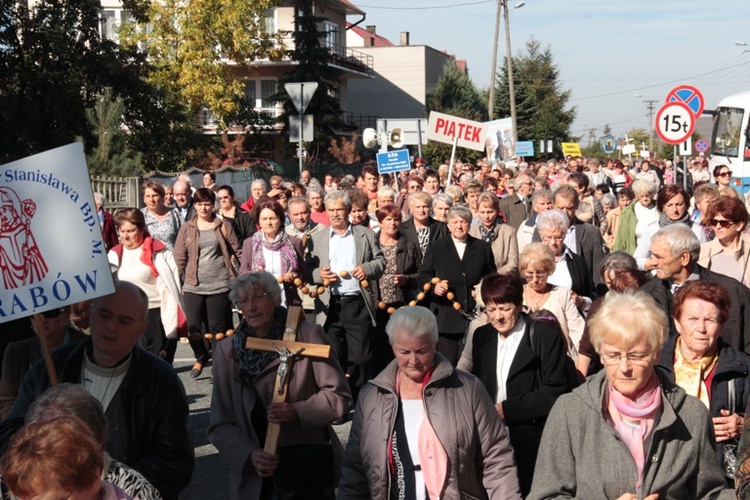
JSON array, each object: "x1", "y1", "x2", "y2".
[
  {"x1": 386, "y1": 306, "x2": 438, "y2": 344},
  {"x1": 536, "y1": 209, "x2": 570, "y2": 233}
]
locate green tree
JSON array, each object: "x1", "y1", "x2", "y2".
[
  {"x1": 271, "y1": 1, "x2": 349, "y2": 166},
  {"x1": 85, "y1": 88, "x2": 143, "y2": 177},
  {"x1": 493, "y1": 38, "x2": 575, "y2": 154},
  {"x1": 120, "y1": 0, "x2": 284, "y2": 126},
  {"x1": 423, "y1": 59, "x2": 488, "y2": 165},
  {"x1": 0, "y1": 0, "x2": 127, "y2": 162}
]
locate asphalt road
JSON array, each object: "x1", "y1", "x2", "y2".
[{"x1": 174, "y1": 340, "x2": 352, "y2": 499}]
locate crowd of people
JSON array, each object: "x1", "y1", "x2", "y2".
[{"x1": 5, "y1": 155, "x2": 750, "y2": 498}]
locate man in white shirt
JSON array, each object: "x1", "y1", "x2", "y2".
[{"x1": 307, "y1": 191, "x2": 385, "y2": 402}]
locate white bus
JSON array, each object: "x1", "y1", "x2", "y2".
[{"x1": 709, "y1": 90, "x2": 750, "y2": 193}]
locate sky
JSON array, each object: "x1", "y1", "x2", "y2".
[{"x1": 350, "y1": 0, "x2": 750, "y2": 143}]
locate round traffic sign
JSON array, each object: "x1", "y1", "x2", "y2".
[
  {"x1": 655, "y1": 101, "x2": 695, "y2": 145},
  {"x1": 666, "y1": 84, "x2": 704, "y2": 119},
  {"x1": 695, "y1": 138, "x2": 709, "y2": 152}
]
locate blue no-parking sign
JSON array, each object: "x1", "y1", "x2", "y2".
[
  {"x1": 695, "y1": 139, "x2": 709, "y2": 153},
  {"x1": 376, "y1": 149, "x2": 411, "y2": 174}
]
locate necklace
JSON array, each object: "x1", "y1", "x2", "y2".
[{"x1": 525, "y1": 285, "x2": 550, "y2": 311}]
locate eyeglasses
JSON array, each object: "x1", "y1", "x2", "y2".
[
  {"x1": 541, "y1": 235, "x2": 564, "y2": 243},
  {"x1": 708, "y1": 219, "x2": 735, "y2": 229},
  {"x1": 601, "y1": 351, "x2": 652, "y2": 366},
  {"x1": 236, "y1": 292, "x2": 271, "y2": 306},
  {"x1": 716, "y1": 171, "x2": 733, "y2": 178},
  {"x1": 524, "y1": 271, "x2": 549, "y2": 280}
]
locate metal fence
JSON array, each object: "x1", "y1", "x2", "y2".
[{"x1": 91, "y1": 176, "x2": 141, "y2": 210}]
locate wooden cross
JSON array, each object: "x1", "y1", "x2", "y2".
[{"x1": 243, "y1": 306, "x2": 331, "y2": 455}]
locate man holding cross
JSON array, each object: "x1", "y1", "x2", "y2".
[{"x1": 208, "y1": 272, "x2": 350, "y2": 499}]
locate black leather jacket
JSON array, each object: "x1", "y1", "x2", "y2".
[{"x1": 0, "y1": 339, "x2": 194, "y2": 500}]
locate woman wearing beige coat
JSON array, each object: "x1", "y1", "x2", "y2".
[
  {"x1": 470, "y1": 192, "x2": 519, "y2": 273},
  {"x1": 698, "y1": 196, "x2": 750, "y2": 286},
  {"x1": 208, "y1": 272, "x2": 351, "y2": 500}
]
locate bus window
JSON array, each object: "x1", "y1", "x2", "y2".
[{"x1": 712, "y1": 106, "x2": 744, "y2": 157}]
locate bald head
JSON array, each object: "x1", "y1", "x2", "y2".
[
  {"x1": 172, "y1": 180, "x2": 191, "y2": 208},
  {"x1": 89, "y1": 281, "x2": 149, "y2": 367}
]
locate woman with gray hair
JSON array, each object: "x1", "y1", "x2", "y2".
[
  {"x1": 339, "y1": 306, "x2": 522, "y2": 499},
  {"x1": 613, "y1": 179, "x2": 659, "y2": 254},
  {"x1": 528, "y1": 291, "x2": 729, "y2": 499},
  {"x1": 417, "y1": 204, "x2": 497, "y2": 364},
  {"x1": 432, "y1": 192, "x2": 453, "y2": 223},
  {"x1": 536, "y1": 209, "x2": 595, "y2": 310},
  {"x1": 208, "y1": 272, "x2": 351, "y2": 500}
]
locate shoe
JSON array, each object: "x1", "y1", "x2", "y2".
[{"x1": 190, "y1": 362, "x2": 204, "y2": 378}]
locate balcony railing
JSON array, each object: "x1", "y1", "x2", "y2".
[{"x1": 326, "y1": 44, "x2": 373, "y2": 77}]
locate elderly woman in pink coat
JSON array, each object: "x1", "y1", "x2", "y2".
[{"x1": 208, "y1": 272, "x2": 351, "y2": 500}]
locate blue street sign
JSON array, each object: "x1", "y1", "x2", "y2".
[
  {"x1": 376, "y1": 149, "x2": 411, "y2": 174},
  {"x1": 515, "y1": 141, "x2": 534, "y2": 157},
  {"x1": 695, "y1": 139, "x2": 709, "y2": 153}
]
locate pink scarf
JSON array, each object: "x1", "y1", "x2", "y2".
[
  {"x1": 607, "y1": 372, "x2": 662, "y2": 492},
  {"x1": 391, "y1": 370, "x2": 448, "y2": 499}
]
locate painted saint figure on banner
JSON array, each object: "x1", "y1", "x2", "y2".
[{"x1": 0, "y1": 187, "x2": 48, "y2": 289}]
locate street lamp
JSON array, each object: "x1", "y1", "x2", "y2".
[{"x1": 488, "y1": 0, "x2": 525, "y2": 143}]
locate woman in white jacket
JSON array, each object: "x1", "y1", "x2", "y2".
[{"x1": 108, "y1": 208, "x2": 186, "y2": 363}]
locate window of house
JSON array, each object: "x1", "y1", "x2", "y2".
[
  {"x1": 324, "y1": 20, "x2": 339, "y2": 55},
  {"x1": 100, "y1": 10, "x2": 118, "y2": 40}
]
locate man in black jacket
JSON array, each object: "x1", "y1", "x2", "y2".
[
  {"x1": 0, "y1": 282, "x2": 194, "y2": 499},
  {"x1": 639, "y1": 223, "x2": 750, "y2": 355}
]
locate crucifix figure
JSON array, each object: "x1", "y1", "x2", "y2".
[{"x1": 244, "y1": 306, "x2": 331, "y2": 454}]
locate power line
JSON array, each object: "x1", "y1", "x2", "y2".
[
  {"x1": 569, "y1": 61, "x2": 750, "y2": 101},
  {"x1": 357, "y1": 0, "x2": 491, "y2": 9}
]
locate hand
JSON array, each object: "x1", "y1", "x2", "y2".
[
  {"x1": 250, "y1": 448, "x2": 279, "y2": 478},
  {"x1": 616, "y1": 494, "x2": 658, "y2": 500},
  {"x1": 319, "y1": 266, "x2": 338, "y2": 282},
  {"x1": 433, "y1": 280, "x2": 449, "y2": 297},
  {"x1": 713, "y1": 409, "x2": 743, "y2": 442},
  {"x1": 394, "y1": 274, "x2": 407, "y2": 287},
  {"x1": 570, "y1": 291, "x2": 584, "y2": 309},
  {"x1": 495, "y1": 403, "x2": 505, "y2": 420},
  {"x1": 351, "y1": 265, "x2": 366, "y2": 281},
  {"x1": 267, "y1": 402, "x2": 299, "y2": 424},
  {"x1": 281, "y1": 272, "x2": 298, "y2": 283},
  {"x1": 252, "y1": 265, "x2": 265, "y2": 273}
]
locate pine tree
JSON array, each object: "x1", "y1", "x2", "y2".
[
  {"x1": 271, "y1": 1, "x2": 349, "y2": 165},
  {"x1": 493, "y1": 38, "x2": 575, "y2": 149},
  {"x1": 85, "y1": 88, "x2": 142, "y2": 177},
  {"x1": 422, "y1": 59, "x2": 487, "y2": 165}
]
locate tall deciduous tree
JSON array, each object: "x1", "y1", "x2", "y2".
[
  {"x1": 423, "y1": 59, "x2": 488, "y2": 165},
  {"x1": 272, "y1": 1, "x2": 349, "y2": 165},
  {"x1": 493, "y1": 38, "x2": 575, "y2": 149},
  {"x1": 120, "y1": 0, "x2": 284, "y2": 126}
]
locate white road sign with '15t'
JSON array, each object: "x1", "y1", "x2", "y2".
[{"x1": 655, "y1": 101, "x2": 695, "y2": 145}]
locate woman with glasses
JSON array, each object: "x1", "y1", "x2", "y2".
[
  {"x1": 459, "y1": 271, "x2": 570, "y2": 496},
  {"x1": 208, "y1": 272, "x2": 351, "y2": 500},
  {"x1": 698, "y1": 196, "x2": 750, "y2": 286},
  {"x1": 519, "y1": 243, "x2": 584, "y2": 358},
  {"x1": 536, "y1": 209, "x2": 595, "y2": 312},
  {"x1": 656, "y1": 281, "x2": 750, "y2": 485},
  {"x1": 239, "y1": 199, "x2": 304, "y2": 308},
  {"x1": 528, "y1": 291, "x2": 730, "y2": 499}
]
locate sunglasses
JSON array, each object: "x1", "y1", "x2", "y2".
[
  {"x1": 708, "y1": 219, "x2": 735, "y2": 229},
  {"x1": 716, "y1": 171, "x2": 733, "y2": 178},
  {"x1": 41, "y1": 308, "x2": 67, "y2": 319}
]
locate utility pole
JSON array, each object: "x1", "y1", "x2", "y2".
[
  {"x1": 643, "y1": 99, "x2": 658, "y2": 153},
  {"x1": 487, "y1": 0, "x2": 502, "y2": 119},
  {"x1": 503, "y1": 0, "x2": 518, "y2": 144}
]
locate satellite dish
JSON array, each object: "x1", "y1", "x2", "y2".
[
  {"x1": 363, "y1": 128, "x2": 379, "y2": 149},
  {"x1": 389, "y1": 128, "x2": 403, "y2": 149}
]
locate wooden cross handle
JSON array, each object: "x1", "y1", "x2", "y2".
[{"x1": 244, "y1": 338, "x2": 330, "y2": 358}]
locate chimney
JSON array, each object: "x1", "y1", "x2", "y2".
[
  {"x1": 366, "y1": 25, "x2": 376, "y2": 34},
  {"x1": 400, "y1": 31, "x2": 410, "y2": 46}
]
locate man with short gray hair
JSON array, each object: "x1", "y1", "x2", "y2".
[{"x1": 640, "y1": 224, "x2": 750, "y2": 353}]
